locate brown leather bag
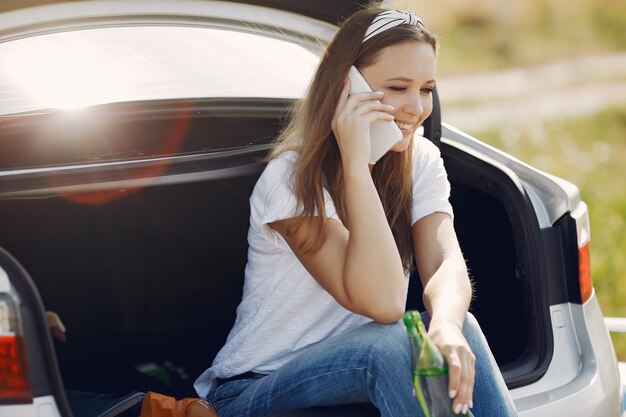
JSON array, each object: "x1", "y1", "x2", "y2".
[{"x1": 139, "y1": 391, "x2": 219, "y2": 417}]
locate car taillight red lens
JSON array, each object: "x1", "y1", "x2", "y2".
[
  {"x1": 572, "y1": 202, "x2": 593, "y2": 304},
  {"x1": 0, "y1": 297, "x2": 32, "y2": 404},
  {"x1": 578, "y1": 241, "x2": 592, "y2": 304}
]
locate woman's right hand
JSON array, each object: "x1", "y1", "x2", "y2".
[{"x1": 331, "y1": 78, "x2": 395, "y2": 167}]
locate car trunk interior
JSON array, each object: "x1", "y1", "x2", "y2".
[{"x1": 0, "y1": 100, "x2": 548, "y2": 401}]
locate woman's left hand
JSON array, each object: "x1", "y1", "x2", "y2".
[
  {"x1": 428, "y1": 319, "x2": 475, "y2": 415},
  {"x1": 412, "y1": 213, "x2": 475, "y2": 414}
]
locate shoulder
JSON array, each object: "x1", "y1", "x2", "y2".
[
  {"x1": 255, "y1": 151, "x2": 299, "y2": 192},
  {"x1": 250, "y1": 150, "x2": 300, "y2": 215},
  {"x1": 410, "y1": 134, "x2": 453, "y2": 224},
  {"x1": 411, "y1": 134, "x2": 446, "y2": 180},
  {"x1": 263, "y1": 150, "x2": 299, "y2": 179},
  {"x1": 249, "y1": 151, "x2": 303, "y2": 243},
  {"x1": 412, "y1": 134, "x2": 442, "y2": 165}
]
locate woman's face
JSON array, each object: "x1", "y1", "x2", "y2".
[{"x1": 360, "y1": 40, "x2": 436, "y2": 153}]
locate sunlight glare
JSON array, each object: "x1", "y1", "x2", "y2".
[
  {"x1": 5, "y1": 41, "x2": 128, "y2": 109},
  {"x1": 0, "y1": 26, "x2": 319, "y2": 115}
]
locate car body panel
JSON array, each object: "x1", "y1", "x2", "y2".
[
  {"x1": 211, "y1": 0, "x2": 381, "y2": 25},
  {"x1": 444, "y1": 123, "x2": 620, "y2": 413},
  {"x1": 0, "y1": 0, "x2": 338, "y2": 45},
  {"x1": 513, "y1": 295, "x2": 621, "y2": 416},
  {"x1": 0, "y1": 0, "x2": 379, "y2": 26},
  {"x1": 443, "y1": 124, "x2": 580, "y2": 227},
  {"x1": 0, "y1": 395, "x2": 61, "y2": 417}
]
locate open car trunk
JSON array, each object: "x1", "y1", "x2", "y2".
[{"x1": 0, "y1": 98, "x2": 551, "y2": 404}]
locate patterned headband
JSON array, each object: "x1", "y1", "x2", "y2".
[{"x1": 363, "y1": 10, "x2": 424, "y2": 43}]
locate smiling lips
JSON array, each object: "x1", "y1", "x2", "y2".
[{"x1": 395, "y1": 120, "x2": 414, "y2": 133}]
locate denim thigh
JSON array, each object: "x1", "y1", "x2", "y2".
[{"x1": 208, "y1": 313, "x2": 516, "y2": 417}]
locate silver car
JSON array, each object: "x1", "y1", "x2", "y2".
[{"x1": 0, "y1": 1, "x2": 621, "y2": 416}]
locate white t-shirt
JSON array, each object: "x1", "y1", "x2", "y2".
[{"x1": 194, "y1": 136, "x2": 453, "y2": 398}]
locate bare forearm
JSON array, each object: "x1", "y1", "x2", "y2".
[
  {"x1": 342, "y1": 164, "x2": 406, "y2": 315},
  {"x1": 412, "y1": 214, "x2": 476, "y2": 411},
  {"x1": 422, "y1": 258, "x2": 472, "y2": 328}
]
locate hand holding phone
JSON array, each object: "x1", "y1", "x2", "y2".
[{"x1": 347, "y1": 66, "x2": 402, "y2": 164}]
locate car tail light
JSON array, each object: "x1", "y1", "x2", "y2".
[
  {"x1": 572, "y1": 202, "x2": 593, "y2": 303},
  {"x1": 0, "y1": 293, "x2": 32, "y2": 404}
]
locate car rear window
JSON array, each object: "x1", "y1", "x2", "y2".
[{"x1": 0, "y1": 26, "x2": 319, "y2": 115}]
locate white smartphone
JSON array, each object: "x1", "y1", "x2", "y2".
[{"x1": 347, "y1": 66, "x2": 402, "y2": 164}]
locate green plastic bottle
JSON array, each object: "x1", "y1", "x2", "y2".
[{"x1": 403, "y1": 310, "x2": 470, "y2": 417}]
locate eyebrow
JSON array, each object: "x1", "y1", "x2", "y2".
[{"x1": 385, "y1": 77, "x2": 437, "y2": 84}]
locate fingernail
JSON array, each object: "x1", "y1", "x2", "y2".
[
  {"x1": 375, "y1": 91, "x2": 384, "y2": 95},
  {"x1": 469, "y1": 400, "x2": 473, "y2": 409},
  {"x1": 462, "y1": 404, "x2": 469, "y2": 414},
  {"x1": 454, "y1": 404, "x2": 462, "y2": 414},
  {"x1": 449, "y1": 389, "x2": 457, "y2": 399}
]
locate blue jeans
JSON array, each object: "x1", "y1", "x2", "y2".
[{"x1": 207, "y1": 312, "x2": 518, "y2": 417}]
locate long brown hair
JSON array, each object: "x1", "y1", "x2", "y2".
[{"x1": 269, "y1": 4, "x2": 438, "y2": 273}]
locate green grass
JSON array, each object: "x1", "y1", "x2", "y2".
[
  {"x1": 435, "y1": 19, "x2": 626, "y2": 76},
  {"x1": 474, "y1": 105, "x2": 626, "y2": 360},
  {"x1": 402, "y1": 0, "x2": 626, "y2": 75}
]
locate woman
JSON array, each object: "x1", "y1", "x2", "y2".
[{"x1": 195, "y1": 5, "x2": 517, "y2": 417}]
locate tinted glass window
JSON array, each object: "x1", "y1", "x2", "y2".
[{"x1": 0, "y1": 26, "x2": 319, "y2": 115}]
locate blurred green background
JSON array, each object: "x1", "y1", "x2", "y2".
[
  {"x1": 403, "y1": 0, "x2": 625, "y2": 73},
  {"x1": 402, "y1": 0, "x2": 626, "y2": 359}
]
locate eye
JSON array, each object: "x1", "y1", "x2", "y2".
[
  {"x1": 420, "y1": 87, "x2": 434, "y2": 95},
  {"x1": 388, "y1": 85, "x2": 407, "y2": 92}
]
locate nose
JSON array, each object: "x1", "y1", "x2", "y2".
[{"x1": 402, "y1": 91, "x2": 424, "y2": 116}]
